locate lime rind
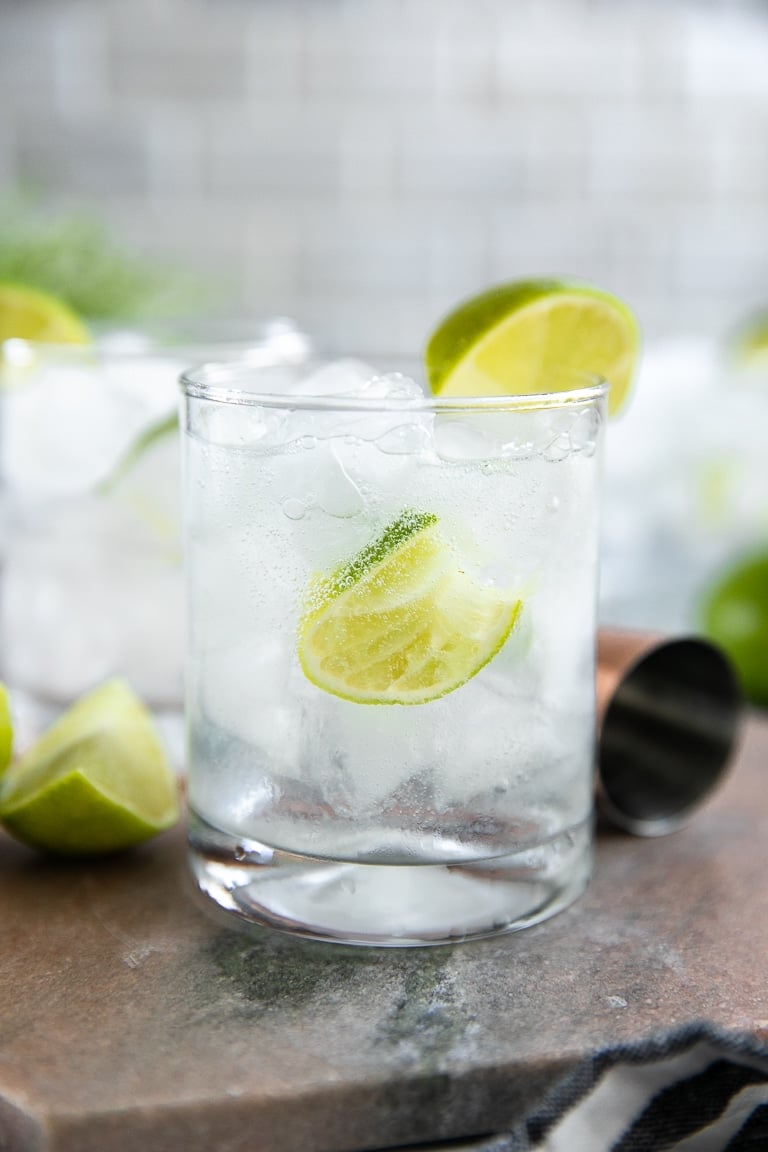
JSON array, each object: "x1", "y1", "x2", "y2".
[
  {"x1": 304, "y1": 510, "x2": 445, "y2": 616},
  {"x1": 0, "y1": 726, "x2": 177, "y2": 824},
  {"x1": 319, "y1": 509, "x2": 437, "y2": 598},
  {"x1": 0, "y1": 769, "x2": 174, "y2": 856}
]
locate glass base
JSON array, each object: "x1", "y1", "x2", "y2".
[{"x1": 188, "y1": 814, "x2": 592, "y2": 948}]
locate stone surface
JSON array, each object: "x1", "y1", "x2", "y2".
[{"x1": 1, "y1": 716, "x2": 767, "y2": 1152}]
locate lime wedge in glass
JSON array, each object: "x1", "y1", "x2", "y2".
[
  {"x1": 97, "y1": 411, "x2": 180, "y2": 549},
  {"x1": 0, "y1": 680, "x2": 179, "y2": 855},
  {"x1": 425, "y1": 279, "x2": 639, "y2": 418},
  {"x1": 299, "y1": 510, "x2": 522, "y2": 705},
  {"x1": 0, "y1": 281, "x2": 90, "y2": 344}
]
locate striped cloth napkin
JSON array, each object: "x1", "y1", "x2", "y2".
[{"x1": 469, "y1": 1024, "x2": 768, "y2": 1152}]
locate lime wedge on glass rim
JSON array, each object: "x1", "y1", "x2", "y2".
[
  {"x1": 299, "y1": 510, "x2": 522, "y2": 705},
  {"x1": 425, "y1": 279, "x2": 639, "y2": 418},
  {"x1": 0, "y1": 680, "x2": 179, "y2": 855},
  {"x1": 0, "y1": 281, "x2": 90, "y2": 345}
]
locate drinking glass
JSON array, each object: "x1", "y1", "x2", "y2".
[
  {"x1": 0, "y1": 321, "x2": 308, "y2": 752},
  {"x1": 182, "y1": 358, "x2": 607, "y2": 946}
]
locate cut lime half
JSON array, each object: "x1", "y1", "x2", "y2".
[
  {"x1": 426, "y1": 279, "x2": 639, "y2": 418},
  {"x1": 0, "y1": 684, "x2": 13, "y2": 775},
  {"x1": 700, "y1": 552, "x2": 768, "y2": 708},
  {"x1": 299, "y1": 510, "x2": 522, "y2": 705},
  {"x1": 0, "y1": 680, "x2": 179, "y2": 855},
  {"x1": 0, "y1": 281, "x2": 90, "y2": 345}
]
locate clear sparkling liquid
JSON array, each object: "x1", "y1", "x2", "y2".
[{"x1": 184, "y1": 391, "x2": 602, "y2": 943}]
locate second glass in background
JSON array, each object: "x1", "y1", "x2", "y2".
[{"x1": 0, "y1": 321, "x2": 309, "y2": 752}]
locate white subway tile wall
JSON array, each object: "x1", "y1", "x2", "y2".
[{"x1": 1, "y1": 0, "x2": 767, "y2": 352}]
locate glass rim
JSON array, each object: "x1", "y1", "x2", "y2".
[
  {"x1": 0, "y1": 317, "x2": 310, "y2": 364},
  {"x1": 180, "y1": 360, "x2": 610, "y2": 413}
]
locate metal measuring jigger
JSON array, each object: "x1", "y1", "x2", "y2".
[{"x1": 596, "y1": 629, "x2": 744, "y2": 836}]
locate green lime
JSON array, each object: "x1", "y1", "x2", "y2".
[
  {"x1": 0, "y1": 684, "x2": 13, "y2": 775},
  {"x1": 731, "y1": 313, "x2": 768, "y2": 371},
  {"x1": 299, "y1": 510, "x2": 522, "y2": 705},
  {"x1": 700, "y1": 552, "x2": 768, "y2": 708},
  {"x1": 0, "y1": 281, "x2": 90, "y2": 344},
  {"x1": 0, "y1": 680, "x2": 179, "y2": 855},
  {"x1": 425, "y1": 279, "x2": 640, "y2": 418}
]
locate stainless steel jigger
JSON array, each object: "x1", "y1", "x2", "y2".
[{"x1": 596, "y1": 629, "x2": 744, "y2": 836}]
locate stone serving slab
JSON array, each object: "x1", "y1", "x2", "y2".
[{"x1": 1, "y1": 716, "x2": 767, "y2": 1152}]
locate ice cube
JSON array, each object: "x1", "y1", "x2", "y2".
[
  {"x1": 289, "y1": 369, "x2": 427, "y2": 444},
  {"x1": 190, "y1": 395, "x2": 289, "y2": 453},
  {"x1": 2, "y1": 353, "x2": 178, "y2": 497},
  {"x1": 290, "y1": 358, "x2": 379, "y2": 398},
  {"x1": 270, "y1": 442, "x2": 366, "y2": 532},
  {"x1": 433, "y1": 408, "x2": 567, "y2": 464},
  {"x1": 201, "y1": 635, "x2": 297, "y2": 756},
  {"x1": 355, "y1": 372, "x2": 424, "y2": 401},
  {"x1": 434, "y1": 414, "x2": 504, "y2": 461},
  {"x1": 1, "y1": 497, "x2": 184, "y2": 705},
  {"x1": 263, "y1": 368, "x2": 432, "y2": 528},
  {"x1": 100, "y1": 353, "x2": 180, "y2": 415},
  {"x1": 308, "y1": 446, "x2": 366, "y2": 519}
]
